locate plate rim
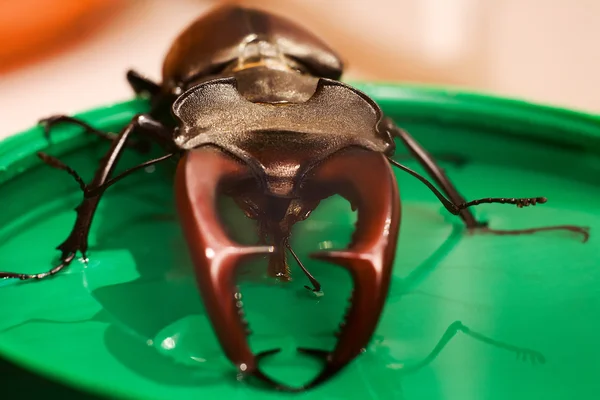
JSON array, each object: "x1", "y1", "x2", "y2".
[{"x1": 0, "y1": 81, "x2": 599, "y2": 398}]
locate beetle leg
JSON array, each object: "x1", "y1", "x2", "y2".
[
  {"x1": 0, "y1": 254, "x2": 77, "y2": 280},
  {"x1": 387, "y1": 158, "x2": 550, "y2": 212},
  {"x1": 387, "y1": 158, "x2": 590, "y2": 242},
  {"x1": 253, "y1": 148, "x2": 401, "y2": 390},
  {"x1": 83, "y1": 153, "x2": 177, "y2": 198},
  {"x1": 55, "y1": 114, "x2": 172, "y2": 259},
  {"x1": 175, "y1": 147, "x2": 305, "y2": 390},
  {"x1": 382, "y1": 117, "x2": 481, "y2": 228},
  {"x1": 384, "y1": 119, "x2": 589, "y2": 241},
  {"x1": 36, "y1": 150, "x2": 176, "y2": 201},
  {"x1": 395, "y1": 321, "x2": 545, "y2": 376},
  {"x1": 126, "y1": 69, "x2": 162, "y2": 97},
  {"x1": 40, "y1": 115, "x2": 115, "y2": 142},
  {"x1": 0, "y1": 123, "x2": 133, "y2": 279},
  {"x1": 0, "y1": 114, "x2": 173, "y2": 281},
  {"x1": 39, "y1": 115, "x2": 150, "y2": 153}
]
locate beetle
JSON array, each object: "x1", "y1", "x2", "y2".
[{"x1": 1, "y1": 4, "x2": 589, "y2": 392}]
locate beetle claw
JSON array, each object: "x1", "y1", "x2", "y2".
[
  {"x1": 246, "y1": 369, "x2": 301, "y2": 392},
  {"x1": 297, "y1": 347, "x2": 330, "y2": 357},
  {"x1": 296, "y1": 347, "x2": 345, "y2": 390},
  {"x1": 243, "y1": 348, "x2": 304, "y2": 392},
  {"x1": 297, "y1": 148, "x2": 401, "y2": 388},
  {"x1": 175, "y1": 148, "x2": 276, "y2": 378}
]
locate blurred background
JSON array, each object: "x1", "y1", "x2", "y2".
[{"x1": 1, "y1": 0, "x2": 599, "y2": 139}]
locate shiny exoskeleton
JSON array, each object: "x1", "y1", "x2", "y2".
[{"x1": 2, "y1": 5, "x2": 589, "y2": 392}]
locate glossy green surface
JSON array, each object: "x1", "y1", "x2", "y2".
[{"x1": 0, "y1": 83, "x2": 599, "y2": 400}]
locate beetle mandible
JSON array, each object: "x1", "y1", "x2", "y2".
[{"x1": 1, "y1": 4, "x2": 589, "y2": 392}]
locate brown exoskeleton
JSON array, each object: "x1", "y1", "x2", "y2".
[{"x1": 1, "y1": 4, "x2": 588, "y2": 392}]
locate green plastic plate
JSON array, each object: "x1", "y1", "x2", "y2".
[{"x1": 0, "y1": 83, "x2": 599, "y2": 400}]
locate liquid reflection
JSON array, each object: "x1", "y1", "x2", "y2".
[
  {"x1": 86, "y1": 206, "x2": 231, "y2": 387},
  {"x1": 82, "y1": 178, "x2": 550, "y2": 397},
  {"x1": 344, "y1": 218, "x2": 548, "y2": 399},
  {"x1": 1, "y1": 102, "x2": 598, "y2": 399}
]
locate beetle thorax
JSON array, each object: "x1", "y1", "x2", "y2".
[{"x1": 172, "y1": 73, "x2": 390, "y2": 198}]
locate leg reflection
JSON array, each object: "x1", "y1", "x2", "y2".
[{"x1": 401, "y1": 321, "x2": 545, "y2": 376}]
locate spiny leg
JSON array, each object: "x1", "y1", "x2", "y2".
[
  {"x1": 40, "y1": 115, "x2": 150, "y2": 153},
  {"x1": 384, "y1": 119, "x2": 589, "y2": 242},
  {"x1": 0, "y1": 114, "x2": 174, "y2": 281},
  {"x1": 57, "y1": 114, "x2": 175, "y2": 255},
  {"x1": 401, "y1": 321, "x2": 545, "y2": 375},
  {"x1": 382, "y1": 117, "x2": 481, "y2": 229},
  {"x1": 0, "y1": 254, "x2": 76, "y2": 280},
  {"x1": 388, "y1": 157, "x2": 548, "y2": 213},
  {"x1": 0, "y1": 128, "x2": 133, "y2": 280},
  {"x1": 37, "y1": 151, "x2": 176, "y2": 200},
  {"x1": 2, "y1": 120, "x2": 138, "y2": 280},
  {"x1": 40, "y1": 115, "x2": 114, "y2": 142},
  {"x1": 387, "y1": 158, "x2": 589, "y2": 241},
  {"x1": 83, "y1": 153, "x2": 176, "y2": 198}
]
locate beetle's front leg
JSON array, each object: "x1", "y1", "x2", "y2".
[
  {"x1": 56, "y1": 115, "x2": 174, "y2": 262},
  {"x1": 0, "y1": 114, "x2": 173, "y2": 281},
  {"x1": 381, "y1": 117, "x2": 482, "y2": 228},
  {"x1": 383, "y1": 117, "x2": 590, "y2": 242}
]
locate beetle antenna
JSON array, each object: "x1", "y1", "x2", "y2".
[{"x1": 285, "y1": 242, "x2": 322, "y2": 292}]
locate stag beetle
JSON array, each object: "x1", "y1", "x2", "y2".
[{"x1": 2, "y1": 4, "x2": 589, "y2": 392}]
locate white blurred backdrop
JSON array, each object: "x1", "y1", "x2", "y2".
[{"x1": 1, "y1": 0, "x2": 599, "y2": 138}]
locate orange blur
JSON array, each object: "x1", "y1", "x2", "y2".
[{"x1": 0, "y1": 0, "x2": 122, "y2": 73}]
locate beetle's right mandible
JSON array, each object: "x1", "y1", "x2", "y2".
[{"x1": 175, "y1": 146, "x2": 299, "y2": 388}]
